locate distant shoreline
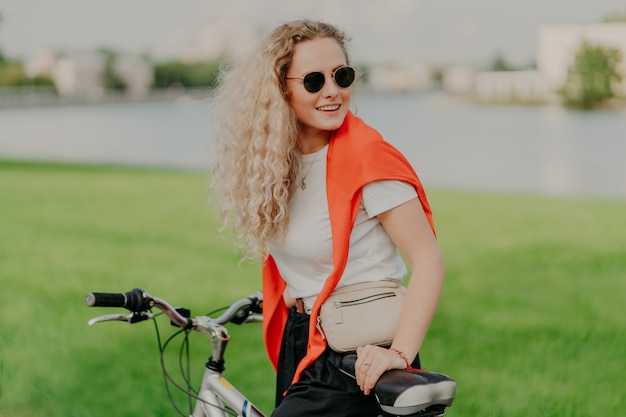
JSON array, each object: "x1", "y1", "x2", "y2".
[
  {"x1": 0, "y1": 87, "x2": 215, "y2": 109},
  {"x1": 2, "y1": 86, "x2": 624, "y2": 111}
]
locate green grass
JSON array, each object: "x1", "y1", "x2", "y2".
[{"x1": 1, "y1": 160, "x2": 625, "y2": 417}]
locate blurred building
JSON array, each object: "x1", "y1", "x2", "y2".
[
  {"x1": 442, "y1": 67, "x2": 552, "y2": 103},
  {"x1": 114, "y1": 54, "x2": 153, "y2": 97},
  {"x1": 25, "y1": 48, "x2": 58, "y2": 78},
  {"x1": 474, "y1": 70, "x2": 551, "y2": 102},
  {"x1": 366, "y1": 62, "x2": 433, "y2": 93},
  {"x1": 441, "y1": 66, "x2": 477, "y2": 95},
  {"x1": 538, "y1": 23, "x2": 626, "y2": 96},
  {"x1": 26, "y1": 49, "x2": 154, "y2": 98},
  {"x1": 51, "y1": 51, "x2": 106, "y2": 97}
]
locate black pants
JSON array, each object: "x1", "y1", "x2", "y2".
[{"x1": 271, "y1": 308, "x2": 421, "y2": 417}]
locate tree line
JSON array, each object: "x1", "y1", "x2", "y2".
[
  {"x1": 0, "y1": 49, "x2": 226, "y2": 91},
  {"x1": 0, "y1": 51, "x2": 55, "y2": 88}
]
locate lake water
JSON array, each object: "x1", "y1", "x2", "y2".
[{"x1": 1, "y1": 92, "x2": 625, "y2": 200}]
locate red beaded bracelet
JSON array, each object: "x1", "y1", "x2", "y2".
[{"x1": 389, "y1": 347, "x2": 411, "y2": 369}]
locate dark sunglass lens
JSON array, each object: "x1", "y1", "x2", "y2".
[
  {"x1": 335, "y1": 67, "x2": 355, "y2": 88},
  {"x1": 303, "y1": 72, "x2": 325, "y2": 93}
]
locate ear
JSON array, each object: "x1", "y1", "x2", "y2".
[{"x1": 282, "y1": 86, "x2": 292, "y2": 99}]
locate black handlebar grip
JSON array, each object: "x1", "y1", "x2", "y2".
[
  {"x1": 85, "y1": 292, "x2": 126, "y2": 307},
  {"x1": 85, "y1": 288, "x2": 152, "y2": 312}
]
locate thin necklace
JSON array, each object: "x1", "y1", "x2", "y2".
[{"x1": 299, "y1": 149, "x2": 321, "y2": 190}]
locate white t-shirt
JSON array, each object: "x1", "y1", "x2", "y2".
[{"x1": 267, "y1": 144, "x2": 417, "y2": 310}]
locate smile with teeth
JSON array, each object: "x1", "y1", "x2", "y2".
[{"x1": 317, "y1": 104, "x2": 340, "y2": 111}]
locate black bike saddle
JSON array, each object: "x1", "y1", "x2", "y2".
[{"x1": 338, "y1": 354, "x2": 456, "y2": 416}]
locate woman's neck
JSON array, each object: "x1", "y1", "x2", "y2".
[{"x1": 298, "y1": 130, "x2": 331, "y2": 154}]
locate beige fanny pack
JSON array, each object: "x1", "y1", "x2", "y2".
[{"x1": 317, "y1": 280, "x2": 406, "y2": 353}]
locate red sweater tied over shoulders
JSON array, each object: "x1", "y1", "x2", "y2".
[{"x1": 262, "y1": 111, "x2": 435, "y2": 385}]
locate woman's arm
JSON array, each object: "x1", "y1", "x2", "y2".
[
  {"x1": 355, "y1": 197, "x2": 445, "y2": 394},
  {"x1": 283, "y1": 287, "x2": 296, "y2": 308}
]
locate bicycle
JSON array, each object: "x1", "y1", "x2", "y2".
[{"x1": 85, "y1": 287, "x2": 456, "y2": 417}]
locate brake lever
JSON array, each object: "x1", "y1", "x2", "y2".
[
  {"x1": 243, "y1": 315, "x2": 263, "y2": 324},
  {"x1": 87, "y1": 311, "x2": 155, "y2": 326}
]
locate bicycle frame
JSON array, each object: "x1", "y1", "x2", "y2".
[
  {"x1": 193, "y1": 368, "x2": 264, "y2": 417},
  {"x1": 191, "y1": 316, "x2": 265, "y2": 417}
]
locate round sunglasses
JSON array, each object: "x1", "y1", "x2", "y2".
[{"x1": 286, "y1": 66, "x2": 355, "y2": 93}]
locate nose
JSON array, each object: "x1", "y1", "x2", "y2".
[{"x1": 320, "y1": 73, "x2": 340, "y2": 97}]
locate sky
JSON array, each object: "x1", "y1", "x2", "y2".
[{"x1": 1, "y1": 0, "x2": 624, "y2": 67}]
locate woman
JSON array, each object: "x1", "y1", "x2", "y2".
[{"x1": 211, "y1": 20, "x2": 445, "y2": 417}]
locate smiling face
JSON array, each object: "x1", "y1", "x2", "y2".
[{"x1": 285, "y1": 37, "x2": 353, "y2": 153}]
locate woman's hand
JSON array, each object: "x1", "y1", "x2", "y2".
[{"x1": 355, "y1": 345, "x2": 407, "y2": 395}]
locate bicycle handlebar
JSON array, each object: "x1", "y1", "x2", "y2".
[{"x1": 85, "y1": 288, "x2": 263, "y2": 329}]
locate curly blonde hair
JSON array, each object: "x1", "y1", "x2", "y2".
[{"x1": 210, "y1": 20, "x2": 351, "y2": 260}]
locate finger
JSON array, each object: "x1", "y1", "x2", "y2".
[
  {"x1": 358, "y1": 360, "x2": 378, "y2": 394},
  {"x1": 356, "y1": 360, "x2": 368, "y2": 387},
  {"x1": 355, "y1": 349, "x2": 370, "y2": 384},
  {"x1": 362, "y1": 367, "x2": 380, "y2": 395},
  {"x1": 356, "y1": 346, "x2": 377, "y2": 391},
  {"x1": 362, "y1": 372, "x2": 375, "y2": 395}
]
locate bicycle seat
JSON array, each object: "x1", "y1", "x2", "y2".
[{"x1": 339, "y1": 354, "x2": 456, "y2": 416}]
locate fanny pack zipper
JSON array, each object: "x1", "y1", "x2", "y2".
[{"x1": 333, "y1": 291, "x2": 396, "y2": 308}]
